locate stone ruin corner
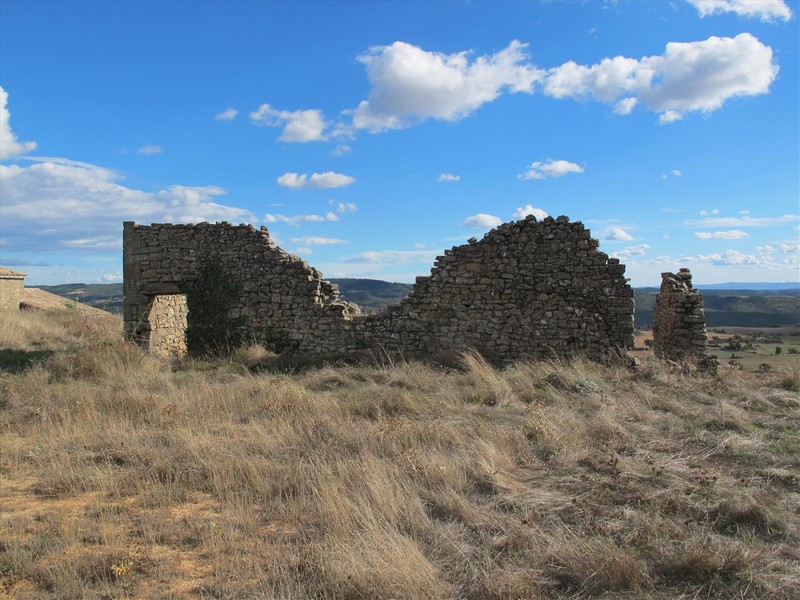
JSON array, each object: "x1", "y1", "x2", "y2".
[{"x1": 652, "y1": 268, "x2": 716, "y2": 372}]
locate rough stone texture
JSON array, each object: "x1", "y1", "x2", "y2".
[
  {"x1": 123, "y1": 216, "x2": 635, "y2": 362},
  {"x1": 652, "y1": 269, "x2": 714, "y2": 370},
  {"x1": 146, "y1": 294, "x2": 188, "y2": 357},
  {"x1": 0, "y1": 267, "x2": 26, "y2": 312}
]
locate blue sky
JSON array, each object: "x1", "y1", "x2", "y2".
[{"x1": 1, "y1": 0, "x2": 798, "y2": 286}]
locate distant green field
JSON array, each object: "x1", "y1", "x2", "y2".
[{"x1": 707, "y1": 331, "x2": 800, "y2": 372}]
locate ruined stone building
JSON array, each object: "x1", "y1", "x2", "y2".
[
  {"x1": 0, "y1": 267, "x2": 26, "y2": 312},
  {"x1": 124, "y1": 216, "x2": 636, "y2": 362},
  {"x1": 652, "y1": 269, "x2": 715, "y2": 370}
]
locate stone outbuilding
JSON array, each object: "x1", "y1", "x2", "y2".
[{"x1": 0, "y1": 267, "x2": 27, "y2": 312}]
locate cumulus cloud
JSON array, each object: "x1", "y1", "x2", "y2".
[
  {"x1": 250, "y1": 103, "x2": 329, "y2": 142},
  {"x1": 350, "y1": 40, "x2": 543, "y2": 132},
  {"x1": 543, "y1": 33, "x2": 778, "y2": 123},
  {"x1": 461, "y1": 213, "x2": 502, "y2": 228},
  {"x1": 137, "y1": 145, "x2": 163, "y2": 155},
  {"x1": 686, "y1": 0, "x2": 792, "y2": 22},
  {"x1": 693, "y1": 230, "x2": 750, "y2": 239},
  {"x1": 289, "y1": 236, "x2": 347, "y2": 245},
  {"x1": 0, "y1": 158, "x2": 255, "y2": 252},
  {"x1": 613, "y1": 244, "x2": 651, "y2": 258},
  {"x1": 276, "y1": 171, "x2": 356, "y2": 189},
  {"x1": 263, "y1": 212, "x2": 339, "y2": 226},
  {"x1": 672, "y1": 169, "x2": 682, "y2": 176},
  {"x1": 606, "y1": 228, "x2": 635, "y2": 241},
  {"x1": 699, "y1": 208, "x2": 720, "y2": 216},
  {"x1": 512, "y1": 205, "x2": 549, "y2": 220},
  {"x1": 0, "y1": 87, "x2": 37, "y2": 160},
  {"x1": 214, "y1": 108, "x2": 239, "y2": 121},
  {"x1": 519, "y1": 159, "x2": 583, "y2": 180},
  {"x1": 438, "y1": 173, "x2": 461, "y2": 183}
]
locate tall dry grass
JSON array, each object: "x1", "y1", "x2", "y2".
[{"x1": 0, "y1": 309, "x2": 798, "y2": 599}]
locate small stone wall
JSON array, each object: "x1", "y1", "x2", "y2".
[
  {"x1": 652, "y1": 269, "x2": 713, "y2": 367},
  {"x1": 0, "y1": 267, "x2": 26, "y2": 312},
  {"x1": 123, "y1": 216, "x2": 635, "y2": 362}
]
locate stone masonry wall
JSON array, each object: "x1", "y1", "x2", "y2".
[
  {"x1": 0, "y1": 268, "x2": 26, "y2": 312},
  {"x1": 146, "y1": 294, "x2": 189, "y2": 357},
  {"x1": 652, "y1": 269, "x2": 711, "y2": 366},
  {"x1": 123, "y1": 216, "x2": 635, "y2": 362}
]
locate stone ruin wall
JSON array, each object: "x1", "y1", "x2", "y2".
[
  {"x1": 652, "y1": 269, "x2": 714, "y2": 369},
  {"x1": 0, "y1": 268, "x2": 26, "y2": 313},
  {"x1": 123, "y1": 216, "x2": 635, "y2": 362}
]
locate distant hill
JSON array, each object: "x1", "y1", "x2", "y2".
[
  {"x1": 32, "y1": 279, "x2": 799, "y2": 327},
  {"x1": 696, "y1": 281, "x2": 800, "y2": 292},
  {"x1": 634, "y1": 290, "x2": 800, "y2": 328},
  {"x1": 330, "y1": 278, "x2": 413, "y2": 313},
  {"x1": 33, "y1": 283, "x2": 124, "y2": 313}
]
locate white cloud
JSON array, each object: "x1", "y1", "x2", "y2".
[
  {"x1": 699, "y1": 249, "x2": 761, "y2": 265},
  {"x1": 0, "y1": 87, "x2": 36, "y2": 160},
  {"x1": 671, "y1": 169, "x2": 682, "y2": 176},
  {"x1": 0, "y1": 158, "x2": 255, "y2": 252},
  {"x1": 686, "y1": 0, "x2": 792, "y2": 22},
  {"x1": 438, "y1": 173, "x2": 461, "y2": 182},
  {"x1": 613, "y1": 97, "x2": 638, "y2": 115},
  {"x1": 606, "y1": 228, "x2": 635, "y2": 241},
  {"x1": 639, "y1": 243, "x2": 799, "y2": 275},
  {"x1": 330, "y1": 144, "x2": 352, "y2": 156},
  {"x1": 276, "y1": 171, "x2": 356, "y2": 189},
  {"x1": 779, "y1": 242, "x2": 799, "y2": 254},
  {"x1": 543, "y1": 33, "x2": 778, "y2": 123},
  {"x1": 250, "y1": 103, "x2": 329, "y2": 142},
  {"x1": 694, "y1": 214, "x2": 799, "y2": 227},
  {"x1": 513, "y1": 205, "x2": 549, "y2": 220},
  {"x1": 137, "y1": 145, "x2": 163, "y2": 155},
  {"x1": 461, "y1": 213, "x2": 503, "y2": 228},
  {"x1": 345, "y1": 249, "x2": 440, "y2": 264},
  {"x1": 461, "y1": 213, "x2": 503, "y2": 229},
  {"x1": 263, "y1": 212, "x2": 339, "y2": 226},
  {"x1": 613, "y1": 244, "x2": 651, "y2": 258},
  {"x1": 350, "y1": 40, "x2": 543, "y2": 132},
  {"x1": 414, "y1": 242, "x2": 426, "y2": 249},
  {"x1": 519, "y1": 159, "x2": 584, "y2": 180},
  {"x1": 289, "y1": 236, "x2": 347, "y2": 245},
  {"x1": 331, "y1": 201, "x2": 357, "y2": 213},
  {"x1": 693, "y1": 230, "x2": 750, "y2": 239},
  {"x1": 739, "y1": 209, "x2": 750, "y2": 215},
  {"x1": 214, "y1": 108, "x2": 239, "y2": 121},
  {"x1": 659, "y1": 111, "x2": 683, "y2": 124},
  {"x1": 698, "y1": 208, "x2": 720, "y2": 216},
  {"x1": 292, "y1": 247, "x2": 313, "y2": 256}
]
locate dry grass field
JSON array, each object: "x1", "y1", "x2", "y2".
[{"x1": 1, "y1": 309, "x2": 798, "y2": 599}]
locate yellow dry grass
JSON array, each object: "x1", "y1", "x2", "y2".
[{"x1": 1, "y1": 310, "x2": 798, "y2": 599}]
